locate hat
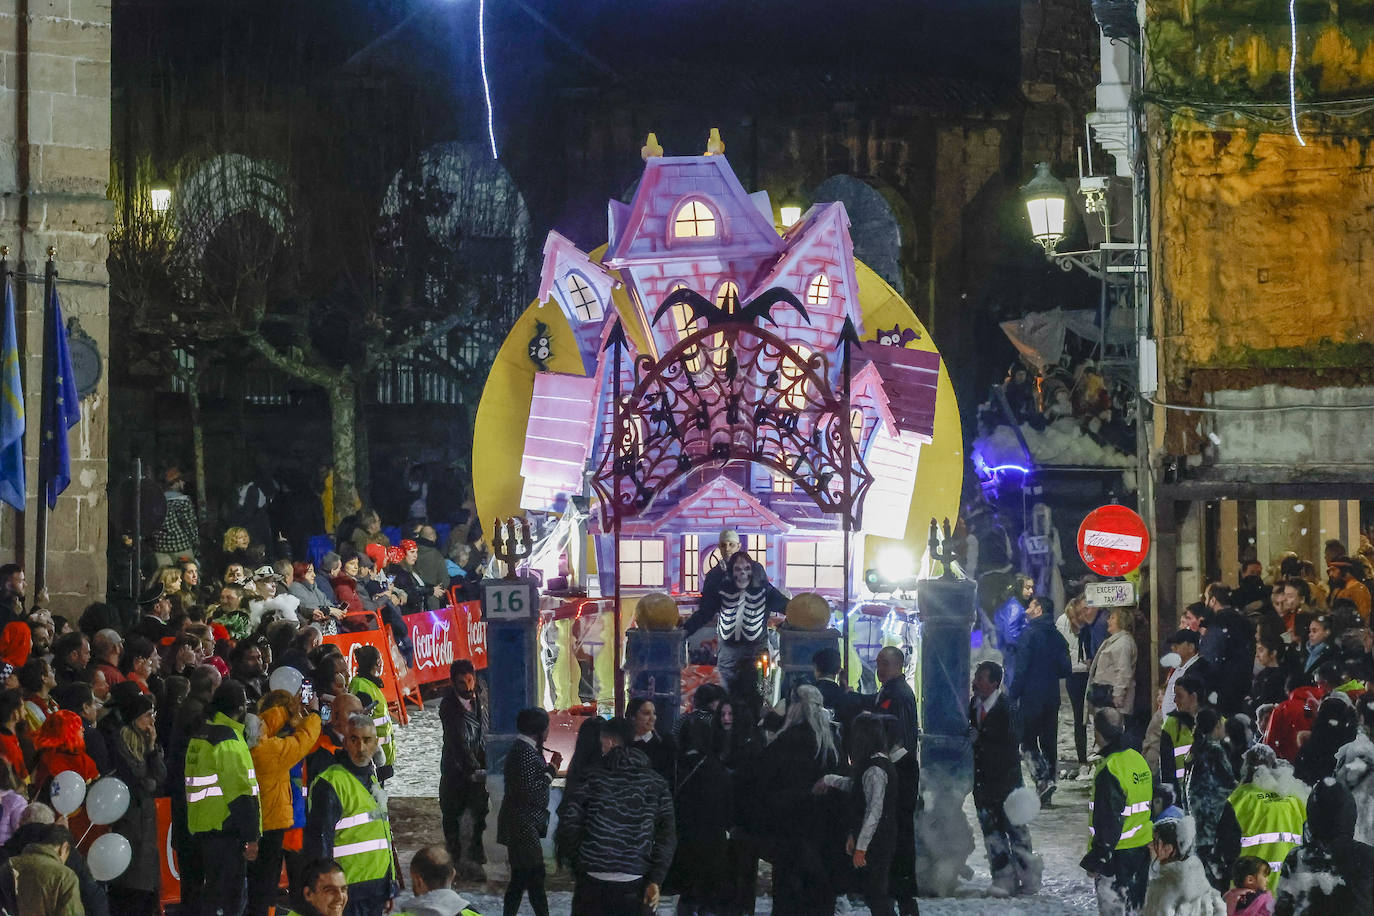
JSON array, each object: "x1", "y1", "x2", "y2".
[
  {"x1": 138, "y1": 581, "x2": 166, "y2": 606},
  {"x1": 400, "y1": 539, "x2": 418, "y2": 554},
  {"x1": 117, "y1": 692, "x2": 155, "y2": 723},
  {"x1": 385, "y1": 546, "x2": 406, "y2": 566},
  {"x1": 252, "y1": 565, "x2": 283, "y2": 582},
  {"x1": 0, "y1": 622, "x2": 30, "y2": 668},
  {"x1": 1167, "y1": 629, "x2": 1200, "y2": 646},
  {"x1": 364, "y1": 544, "x2": 387, "y2": 570}
]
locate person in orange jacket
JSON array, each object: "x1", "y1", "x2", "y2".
[{"x1": 247, "y1": 687, "x2": 322, "y2": 916}]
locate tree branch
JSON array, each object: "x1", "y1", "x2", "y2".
[
  {"x1": 246, "y1": 332, "x2": 347, "y2": 388},
  {"x1": 364, "y1": 313, "x2": 463, "y2": 370}
]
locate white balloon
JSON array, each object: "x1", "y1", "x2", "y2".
[
  {"x1": 86, "y1": 777, "x2": 130, "y2": 826},
  {"x1": 49, "y1": 770, "x2": 86, "y2": 816},
  {"x1": 87, "y1": 833, "x2": 132, "y2": 882},
  {"x1": 268, "y1": 666, "x2": 304, "y2": 695}
]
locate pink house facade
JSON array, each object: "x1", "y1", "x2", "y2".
[{"x1": 520, "y1": 147, "x2": 940, "y2": 605}]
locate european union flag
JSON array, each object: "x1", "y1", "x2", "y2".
[
  {"x1": 39, "y1": 280, "x2": 80, "y2": 509},
  {"x1": 0, "y1": 274, "x2": 23, "y2": 511}
]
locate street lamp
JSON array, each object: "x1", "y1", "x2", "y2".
[
  {"x1": 150, "y1": 187, "x2": 172, "y2": 214},
  {"x1": 1020, "y1": 162, "x2": 1068, "y2": 252}
]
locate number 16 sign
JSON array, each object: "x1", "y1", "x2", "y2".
[{"x1": 481, "y1": 579, "x2": 538, "y2": 622}]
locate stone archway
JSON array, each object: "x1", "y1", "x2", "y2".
[{"x1": 811, "y1": 174, "x2": 912, "y2": 296}]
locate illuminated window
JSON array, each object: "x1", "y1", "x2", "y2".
[
  {"x1": 708, "y1": 281, "x2": 739, "y2": 369},
  {"x1": 747, "y1": 535, "x2": 770, "y2": 570},
  {"x1": 620, "y1": 539, "x2": 665, "y2": 587},
  {"x1": 785, "y1": 540, "x2": 845, "y2": 591},
  {"x1": 805, "y1": 273, "x2": 831, "y2": 307},
  {"x1": 673, "y1": 200, "x2": 717, "y2": 239},
  {"x1": 565, "y1": 272, "x2": 601, "y2": 321},
  {"x1": 850, "y1": 408, "x2": 865, "y2": 447},
  {"x1": 772, "y1": 453, "x2": 794, "y2": 493},
  {"x1": 682, "y1": 534, "x2": 700, "y2": 592},
  {"x1": 781, "y1": 345, "x2": 813, "y2": 410},
  {"x1": 667, "y1": 283, "x2": 704, "y2": 373}
]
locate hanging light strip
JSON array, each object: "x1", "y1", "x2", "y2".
[
  {"x1": 479, "y1": 0, "x2": 499, "y2": 159},
  {"x1": 1289, "y1": 0, "x2": 1306, "y2": 146}
]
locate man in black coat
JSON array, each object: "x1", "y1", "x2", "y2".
[
  {"x1": 1008, "y1": 596, "x2": 1072, "y2": 803},
  {"x1": 1200, "y1": 583, "x2": 1256, "y2": 716},
  {"x1": 439, "y1": 659, "x2": 489, "y2": 881},
  {"x1": 870, "y1": 645, "x2": 919, "y2": 913},
  {"x1": 812, "y1": 647, "x2": 861, "y2": 754},
  {"x1": 1275, "y1": 776, "x2": 1374, "y2": 914},
  {"x1": 971, "y1": 661, "x2": 1037, "y2": 897},
  {"x1": 498, "y1": 708, "x2": 561, "y2": 916}
]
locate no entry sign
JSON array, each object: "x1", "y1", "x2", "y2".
[{"x1": 1077, "y1": 505, "x2": 1150, "y2": 577}]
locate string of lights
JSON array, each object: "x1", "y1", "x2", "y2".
[
  {"x1": 1289, "y1": 0, "x2": 1306, "y2": 145},
  {"x1": 478, "y1": 0, "x2": 498, "y2": 159}
]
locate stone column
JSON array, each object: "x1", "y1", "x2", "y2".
[{"x1": 0, "y1": 0, "x2": 112, "y2": 618}]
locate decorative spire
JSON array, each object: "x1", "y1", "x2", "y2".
[
  {"x1": 704, "y1": 127, "x2": 725, "y2": 156},
  {"x1": 641, "y1": 132, "x2": 663, "y2": 161}
]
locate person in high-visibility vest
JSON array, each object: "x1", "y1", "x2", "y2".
[
  {"x1": 1214, "y1": 743, "x2": 1307, "y2": 892},
  {"x1": 303, "y1": 712, "x2": 396, "y2": 916},
  {"x1": 281, "y1": 857, "x2": 348, "y2": 916},
  {"x1": 347, "y1": 646, "x2": 395, "y2": 776},
  {"x1": 1080, "y1": 708, "x2": 1152, "y2": 915},
  {"x1": 1159, "y1": 675, "x2": 1203, "y2": 795},
  {"x1": 391, "y1": 845, "x2": 483, "y2": 916},
  {"x1": 184, "y1": 679, "x2": 262, "y2": 916}
]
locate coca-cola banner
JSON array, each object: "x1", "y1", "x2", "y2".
[{"x1": 405, "y1": 601, "x2": 489, "y2": 683}]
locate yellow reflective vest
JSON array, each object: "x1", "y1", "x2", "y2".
[
  {"x1": 1161, "y1": 713, "x2": 1195, "y2": 781},
  {"x1": 349, "y1": 675, "x2": 396, "y2": 768},
  {"x1": 315, "y1": 763, "x2": 395, "y2": 885},
  {"x1": 1088, "y1": 748, "x2": 1153, "y2": 851},
  {"x1": 185, "y1": 711, "x2": 261, "y2": 836},
  {"x1": 1227, "y1": 782, "x2": 1307, "y2": 891}
]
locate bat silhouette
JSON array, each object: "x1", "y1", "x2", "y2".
[{"x1": 653, "y1": 285, "x2": 811, "y2": 329}]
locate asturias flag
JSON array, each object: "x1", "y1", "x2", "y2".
[
  {"x1": 39, "y1": 280, "x2": 80, "y2": 509},
  {"x1": 0, "y1": 274, "x2": 23, "y2": 511}
]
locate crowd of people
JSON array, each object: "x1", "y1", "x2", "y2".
[{"x1": 984, "y1": 535, "x2": 1374, "y2": 915}]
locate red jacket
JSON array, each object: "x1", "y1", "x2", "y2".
[
  {"x1": 30, "y1": 710, "x2": 97, "y2": 792},
  {"x1": 330, "y1": 575, "x2": 364, "y2": 615},
  {"x1": 0, "y1": 730, "x2": 28, "y2": 783},
  {"x1": 1264, "y1": 685, "x2": 1326, "y2": 762}
]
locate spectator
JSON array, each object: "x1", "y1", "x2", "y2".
[
  {"x1": 1057, "y1": 596, "x2": 1095, "y2": 780},
  {"x1": 1161, "y1": 629, "x2": 1206, "y2": 717},
  {"x1": 969, "y1": 660, "x2": 1037, "y2": 898},
  {"x1": 106, "y1": 691, "x2": 165, "y2": 915},
  {"x1": 247, "y1": 565, "x2": 301, "y2": 628},
  {"x1": 348, "y1": 646, "x2": 395, "y2": 778},
  {"x1": 210, "y1": 584, "x2": 254, "y2": 642},
  {"x1": 0, "y1": 689, "x2": 28, "y2": 785},
  {"x1": 230, "y1": 641, "x2": 269, "y2": 705},
  {"x1": 1264, "y1": 672, "x2": 1325, "y2": 763},
  {"x1": 89, "y1": 629, "x2": 124, "y2": 690},
  {"x1": 1294, "y1": 693, "x2": 1358, "y2": 785},
  {"x1": 51, "y1": 682, "x2": 110, "y2": 776},
  {"x1": 1327, "y1": 557, "x2": 1372, "y2": 623},
  {"x1": 10, "y1": 822, "x2": 80, "y2": 916},
  {"x1": 438, "y1": 658, "x2": 488, "y2": 881},
  {"x1": 119, "y1": 636, "x2": 160, "y2": 696},
  {"x1": 497, "y1": 708, "x2": 560, "y2": 916},
  {"x1": 303, "y1": 713, "x2": 396, "y2": 916},
  {"x1": 1251, "y1": 636, "x2": 1289, "y2": 710},
  {"x1": 19, "y1": 657, "x2": 57, "y2": 733},
  {"x1": 291, "y1": 858, "x2": 349, "y2": 916},
  {"x1": 133, "y1": 581, "x2": 173, "y2": 642},
  {"x1": 290, "y1": 563, "x2": 345, "y2": 635},
  {"x1": 1081, "y1": 708, "x2": 1152, "y2": 914},
  {"x1": 1274, "y1": 778, "x2": 1374, "y2": 914},
  {"x1": 626, "y1": 697, "x2": 674, "y2": 781},
  {"x1": 248, "y1": 688, "x2": 322, "y2": 916},
  {"x1": 1087, "y1": 608, "x2": 1138, "y2": 719},
  {"x1": 1223, "y1": 857, "x2": 1274, "y2": 916},
  {"x1": 185, "y1": 680, "x2": 262, "y2": 916},
  {"x1": 663, "y1": 713, "x2": 731, "y2": 916},
  {"x1": 348, "y1": 509, "x2": 390, "y2": 554},
  {"x1": 993, "y1": 575, "x2": 1033, "y2": 687},
  {"x1": 1215, "y1": 745, "x2": 1307, "y2": 893},
  {"x1": 1335, "y1": 699, "x2": 1374, "y2": 845},
  {"x1": 1305, "y1": 616, "x2": 1337, "y2": 674},
  {"x1": 1141, "y1": 816, "x2": 1224, "y2": 916},
  {"x1": 1009, "y1": 594, "x2": 1071, "y2": 802},
  {"x1": 1159, "y1": 675, "x2": 1203, "y2": 795},
  {"x1": 556, "y1": 716, "x2": 675, "y2": 916},
  {"x1": 393, "y1": 846, "x2": 478, "y2": 916},
  {"x1": 1200, "y1": 583, "x2": 1258, "y2": 716},
  {"x1": 30, "y1": 711, "x2": 97, "y2": 800},
  {"x1": 1185, "y1": 707, "x2": 1237, "y2": 891},
  {"x1": 49, "y1": 633, "x2": 88, "y2": 688}
]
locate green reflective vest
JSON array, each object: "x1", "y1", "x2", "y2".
[
  {"x1": 1161, "y1": 714, "x2": 1195, "y2": 781},
  {"x1": 349, "y1": 675, "x2": 396, "y2": 768},
  {"x1": 1088, "y1": 748, "x2": 1153, "y2": 851},
  {"x1": 395, "y1": 909, "x2": 483, "y2": 916},
  {"x1": 185, "y1": 711, "x2": 261, "y2": 835},
  {"x1": 1228, "y1": 782, "x2": 1307, "y2": 891},
  {"x1": 317, "y1": 763, "x2": 395, "y2": 885}
]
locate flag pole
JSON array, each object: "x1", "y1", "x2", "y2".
[
  {"x1": 0, "y1": 248, "x2": 18, "y2": 569},
  {"x1": 34, "y1": 248, "x2": 54, "y2": 594}
]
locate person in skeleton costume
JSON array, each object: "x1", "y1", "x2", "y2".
[
  {"x1": 713, "y1": 552, "x2": 787, "y2": 696},
  {"x1": 1020, "y1": 503, "x2": 1065, "y2": 619}
]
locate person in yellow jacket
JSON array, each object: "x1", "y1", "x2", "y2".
[
  {"x1": 1214, "y1": 743, "x2": 1308, "y2": 892},
  {"x1": 1080, "y1": 708, "x2": 1153, "y2": 915},
  {"x1": 184, "y1": 679, "x2": 261, "y2": 916},
  {"x1": 303, "y1": 713, "x2": 396, "y2": 915},
  {"x1": 247, "y1": 687, "x2": 322, "y2": 916},
  {"x1": 347, "y1": 646, "x2": 395, "y2": 777}
]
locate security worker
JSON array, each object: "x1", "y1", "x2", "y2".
[
  {"x1": 283, "y1": 857, "x2": 348, "y2": 916},
  {"x1": 304, "y1": 713, "x2": 396, "y2": 916},
  {"x1": 1215, "y1": 743, "x2": 1307, "y2": 892},
  {"x1": 391, "y1": 845, "x2": 484, "y2": 916},
  {"x1": 185, "y1": 679, "x2": 262, "y2": 916},
  {"x1": 1080, "y1": 708, "x2": 1152, "y2": 915},
  {"x1": 1159, "y1": 675, "x2": 1202, "y2": 793},
  {"x1": 347, "y1": 646, "x2": 395, "y2": 776}
]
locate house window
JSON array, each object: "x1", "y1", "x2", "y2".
[
  {"x1": 682, "y1": 534, "x2": 700, "y2": 592},
  {"x1": 781, "y1": 344, "x2": 813, "y2": 410},
  {"x1": 772, "y1": 453, "x2": 795, "y2": 493},
  {"x1": 620, "y1": 539, "x2": 665, "y2": 587},
  {"x1": 565, "y1": 272, "x2": 602, "y2": 322},
  {"x1": 673, "y1": 200, "x2": 717, "y2": 239},
  {"x1": 805, "y1": 273, "x2": 831, "y2": 307},
  {"x1": 714, "y1": 281, "x2": 740, "y2": 315},
  {"x1": 850, "y1": 408, "x2": 865, "y2": 448},
  {"x1": 668, "y1": 282, "x2": 704, "y2": 373},
  {"x1": 746, "y1": 535, "x2": 770, "y2": 570},
  {"x1": 785, "y1": 539, "x2": 845, "y2": 591}
]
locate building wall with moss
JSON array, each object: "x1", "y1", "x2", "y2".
[{"x1": 1146, "y1": 0, "x2": 1374, "y2": 463}]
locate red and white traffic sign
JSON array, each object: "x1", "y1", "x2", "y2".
[{"x1": 1077, "y1": 505, "x2": 1150, "y2": 577}]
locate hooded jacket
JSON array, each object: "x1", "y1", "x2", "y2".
[
  {"x1": 1275, "y1": 778, "x2": 1374, "y2": 915},
  {"x1": 554, "y1": 745, "x2": 676, "y2": 884},
  {"x1": 1142, "y1": 854, "x2": 1226, "y2": 916},
  {"x1": 1335, "y1": 732, "x2": 1374, "y2": 846},
  {"x1": 250, "y1": 703, "x2": 322, "y2": 832},
  {"x1": 391, "y1": 887, "x2": 476, "y2": 916}
]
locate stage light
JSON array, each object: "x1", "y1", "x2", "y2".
[
  {"x1": 779, "y1": 205, "x2": 801, "y2": 227},
  {"x1": 150, "y1": 187, "x2": 172, "y2": 213},
  {"x1": 876, "y1": 547, "x2": 914, "y2": 583}
]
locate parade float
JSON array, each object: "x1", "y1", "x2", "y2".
[{"x1": 472, "y1": 130, "x2": 965, "y2": 713}]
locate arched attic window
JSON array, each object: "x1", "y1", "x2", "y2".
[
  {"x1": 672, "y1": 199, "x2": 717, "y2": 239},
  {"x1": 564, "y1": 271, "x2": 602, "y2": 322},
  {"x1": 805, "y1": 273, "x2": 831, "y2": 307}
]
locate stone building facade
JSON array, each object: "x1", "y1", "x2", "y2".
[{"x1": 0, "y1": 0, "x2": 112, "y2": 616}]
